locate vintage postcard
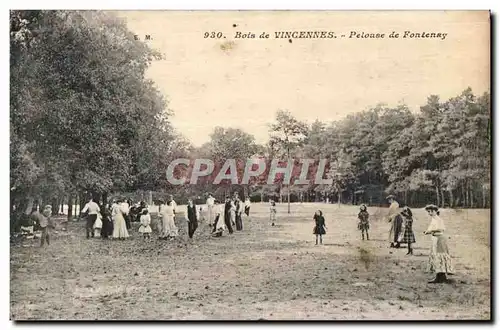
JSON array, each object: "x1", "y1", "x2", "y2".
[{"x1": 10, "y1": 10, "x2": 490, "y2": 320}]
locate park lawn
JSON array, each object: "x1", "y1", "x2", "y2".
[{"x1": 10, "y1": 203, "x2": 490, "y2": 320}]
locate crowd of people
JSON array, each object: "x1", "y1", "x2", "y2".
[
  {"x1": 23, "y1": 191, "x2": 454, "y2": 284},
  {"x1": 76, "y1": 193, "x2": 255, "y2": 241}
]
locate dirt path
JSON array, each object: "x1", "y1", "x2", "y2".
[{"x1": 10, "y1": 203, "x2": 490, "y2": 320}]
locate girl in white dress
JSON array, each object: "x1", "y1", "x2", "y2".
[
  {"x1": 160, "y1": 200, "x2": 178, "y2": 240},
  {"x1": 94, "y1": 212, "x2": 103, "y2": 238},
  {"x1": 139, "y1": 208, "x2": 152, "y2": 239},
  {"x1": 112, "y1": 199, "x2": 129, "y2": 239},
  {"x1": 213, "y1": 200, "x2": 225, "y2": 237}
]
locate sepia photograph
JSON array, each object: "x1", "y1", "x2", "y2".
[{"x1": 9, "y1": 9, "x2": 491, "y2": 320}]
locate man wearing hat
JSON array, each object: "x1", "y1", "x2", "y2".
[{"x1": 386, "y1": 195, "x2": 403, "y2": 248}]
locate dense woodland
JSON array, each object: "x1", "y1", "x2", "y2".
[{"x1": 10, "y1": 10, "x2": 491, "y2": 228}]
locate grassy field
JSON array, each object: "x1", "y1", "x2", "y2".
[{"x1": 10, "y1": 203, "x2": 490, "y2": 320}]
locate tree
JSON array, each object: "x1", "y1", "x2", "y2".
[{"x1": 269, "y1": 110, "x2": 308, "y2": 213}]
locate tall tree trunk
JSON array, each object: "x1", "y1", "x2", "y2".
[
  {"x1": 260, "y1": 190, "x2": 264, "y2": 203},
  {"x1": 440, "y1": 187, "x2": 445, "y2": 208},
  {"x1": 448, "y1": 189, "x2": 454, "y2": 208},
  {"x1": 469, "y1": 181, "x2": 474, "y2": 208},
  {"x1": 464, "y1": 182, "x2": 469, "y2": 208},
  {"x1": 102, "y1": 192, "x2": 108, "y2": 206},
  {"x1": 79, "y1": 191, "x2": 86, "y2": 216},
  {"x1": 74, "y1": 194, "x2": 78, "y2": 217},
  {"x1": 338, "y1": 187, "x2": 341, "y2": 208},
  {"x1": 435, "y1": 185, "x2": 440, "y2": 207},
  {"x1": 482, "y1": 186, "x2": 486, "y2": 208},
  {"x1": 67, "y1": 195, "x2": 73, "y2": 222},
  {"x1": 51, "y1": 197, "x2": 59, "y2": 215}
]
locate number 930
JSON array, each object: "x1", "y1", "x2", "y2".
[{"x1": 204, "y1": 32, "x2": 224, "y2": 38}]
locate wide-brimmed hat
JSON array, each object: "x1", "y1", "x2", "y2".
[
  {"x1": 360, "y1": 204, "x2": 367, "y2": 210},
  {"x1": 425, "y1": 204, "x2": 439, "y2": 212},
  {"x1": 386, "y1": 195, "x2": 396, "y2": 200}
]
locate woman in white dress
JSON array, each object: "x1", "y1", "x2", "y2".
[
  {"x1": 213, "y1": 200, "x2": 226, "y2": 237},
  {"x1": 112, "y1": 199, "x2": 129, "y2": 239},
  {"x1": 424, "y1": 204, "x2": 454, "y2": 283},
  {"x1": 206, "y1": 194, "x2": 215, "y2": 225},
  {"x1": 160, "y1": 200, "x2": 178, "y2": 240},
  {"x1": 230, "y1": 198, "x2": 237, "y2": 227}
]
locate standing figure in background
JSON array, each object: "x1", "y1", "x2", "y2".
[
  {"x1": 82, "y1": 197, "x2": 100, "y2": 239},
  {"x1": 213, "y1": 200, "x2": 225, "y2": 237},
  {"x1": 270, "y1": 200, "x2": 277, "y2": 226},
  {"x1": 386, "y1": 195, "x2": 403, "y2": 248},
  {"x1": 424, "y1": 204, "x2": 454, "y2": 283},
  {"x1": 112, "y1": 198, "x2": 129, "y2": 239},
  {"x1": 157, "y1": 200, "x2": 165, "y2": 234},
  {"x1": 186, "y1": 198, "x2": 199, "y2": 239},
  {"x1": 206, "y1": 194, "x2": 215, "y2": 226},
  {"x1": 357, "y1": 204, "x2": 370, "y2": 241},
  {"x1": 399, "y1": 206, "x2": 416, "y2": 255},
  {"x1": 100, "y1": 203, "x2": 113, "y2": 239},
  {"x1": 168, "y1": 195, "x2": 177, "y2": 214},
  {"x1": 35, "y1": 205, "x2": 54, "y2": 247},
  {"x1": 160, "y1": 200, "x2": 178, "y2": 240},
  {"x1": 230, "y1": 197, "x2": 237, "y2": 228},
  {"x1": 313, "y1": 210, "x2": 327, "y2": 245},
  {"x1": 94, "y1": 211, "x2": 103, "y2": 238},
  {"x1": 139, "y1": 208, "x2": 152, "y2": 239},
  {"x1": 223, "y1": 196, "x2": 234, "y2": 234},
  {"x1": 122, "y1": 199, "x2": 131, "y2": 230},
  {"x1": 235, "y1": 196, "x2": 244, "y2": 231},
  {"x1": 244, "y1": 197, "x2": 251, "y2": 217}
]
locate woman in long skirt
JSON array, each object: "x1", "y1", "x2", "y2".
[
  {"x1": 386, "y1": 195, "x2": 403, "y2": 248},
  {"x1": 112, "y1": 199, "x2": 129, "y2": 239},
  {"x1": 398, "y1": 206, "x2": 416, "y2": 255},
  {"x1": 424, "y1": 204, "x2": 454, "y2": 283},
  {"x1": 160, "y1": 200, "x2": 178, "y2": 240}
]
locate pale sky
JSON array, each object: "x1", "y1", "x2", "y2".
[{"x1": 116, "y1": 11, "x2": 490, "y2": 146}]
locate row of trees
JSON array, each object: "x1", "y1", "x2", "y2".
[
  {"x1": 193, "y1": 89, "x2": 490, "y2": 211},
  {"x1": 10, "y1": 11, "x2": 490, "y2": 228},
  {"x1": 10, "y1": 10, "x2": 192, "y2": 226}
]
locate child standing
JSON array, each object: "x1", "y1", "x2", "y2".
[
  {"x1": 94, "y1": 212, "x2": 103, "y2": 238},
  {"x1": 313, "y1": 210, "x2": 326, "y2": 245},
  {"x1": 270, "y1": 200, "x2": 277, "y2": 226},
  {"x1": 139, "y1": 208, "x2": 152, "y2": 239},
  {"x1": 357, "y1": 204, "x2": 370, "y2": 240},
  {"x1": 399, "y1": 206, "x2": 416, "y2": 255}
]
